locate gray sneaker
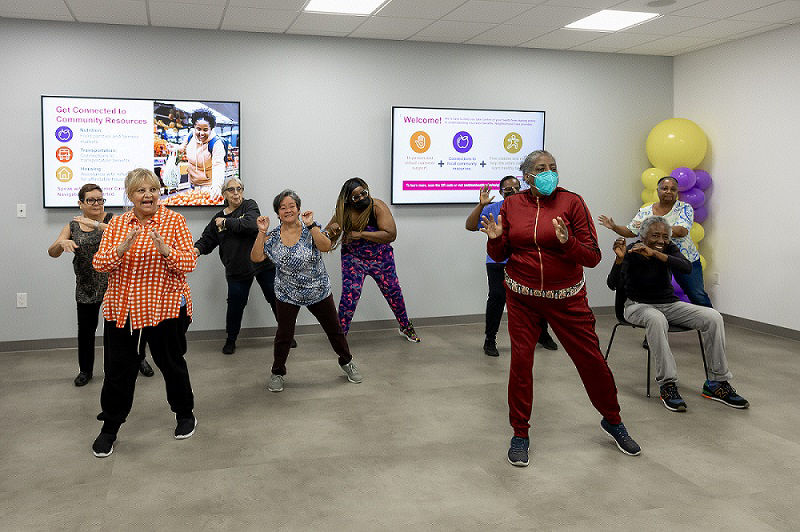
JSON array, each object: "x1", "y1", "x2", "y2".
[
  {"x1": 340, "y1": 360, "x2": 363, "y2": 383},
  {"x1": 267, "y1": 373, "x2": 284, "y2": 392}
]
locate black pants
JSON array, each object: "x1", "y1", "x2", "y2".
[
  {"x1": 226, "y1": 267, "x2": 277, "y2": 341},
  {"x1": 486, "y1": 263, "x2": 552, "y2": 342},
  {"x1": 77, "y1": 302, "x2": 102, "y2": 374},
  {"x1": 272, "y1": 294, "x2": 351, "y2": 376},
  {"x1": 99, "y1": 307, "x2": 193, "y2": 434}
]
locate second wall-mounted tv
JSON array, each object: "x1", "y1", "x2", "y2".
[
  {"x1": 391, "y1": 106, "x2": 545, "y2": 205},
  {"x1": 42, "y1": 95, "x2": 240, "y2": 207}
]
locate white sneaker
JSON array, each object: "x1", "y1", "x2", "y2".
[
  {"x1": 268, "y1": 373, "x2": 285, "y2": 392},
  {"x1": 340, "y1": 361, "x2": 363, "y2": 384}
]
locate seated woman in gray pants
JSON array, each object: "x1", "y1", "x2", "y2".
[{"x1": 606, "y1": 216, "x2": 749, "y2": 412}]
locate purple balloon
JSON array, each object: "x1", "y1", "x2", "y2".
[
  {"x1": 671, "y1": 277, "x2": 690, "y2": 302},
  {"x1": 693, "y1": 205, "x2": 708, "y2": 223},
  {"x1": 671, "y1": 167, "x2": 697, "y2": 191},
  {"x1": 694, "y1": 169, "x2": 712, "y2": 190},
  {"x1": 680, "y1": 187, "x2": 705, "y2": 209}
]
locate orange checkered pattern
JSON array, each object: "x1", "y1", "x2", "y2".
[{"x1": 94, "y1": 205, "x2": 196, "y2": 329}]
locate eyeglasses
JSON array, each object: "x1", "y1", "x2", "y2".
[
  {"x1": 351, "y1": 189, "x2": 369, "y2": 203},
  {"x1": 501, "y1": 186, "x2": 520, "y2": 194},
  {"x1": 82, "y1": 198, "x2": 106, "y2": 205},
  {"x1": 224, "y1": 186, "x2": 244, "y2": 194}
]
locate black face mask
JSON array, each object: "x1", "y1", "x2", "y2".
[{"x1": 352, "y1": 198, "x2": 371, "y2": 211}]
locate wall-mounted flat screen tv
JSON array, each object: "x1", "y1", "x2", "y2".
[
  {"x1": 391, "y1": 106, "x2": 545, "y2": 205},
  {"x1": 42, "y1": 95, "x2": 240, "y2": 207}
]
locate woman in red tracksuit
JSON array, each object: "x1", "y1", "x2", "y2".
[{"x1": 481, "y1": 150, "x2": 641, "y2": 467}]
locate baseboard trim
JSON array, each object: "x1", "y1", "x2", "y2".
[{"x1": 2, "y1": 308, "x2": 795, "y2": 352}]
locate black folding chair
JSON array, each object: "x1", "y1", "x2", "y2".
[{"x1": 605, "y1": 288, "x2": 709, "y2": 397}]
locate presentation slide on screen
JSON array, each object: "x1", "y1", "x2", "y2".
[
  {"x1": 42, "y1": 96, "x2": 240, "y2": 207},
  {"x1": 391, "y1": 107, "x2": 545, "y2": 204}
]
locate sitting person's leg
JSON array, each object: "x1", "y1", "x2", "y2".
[{"x1": 623, "y1": 301, "x2": 679, "y2": 387}]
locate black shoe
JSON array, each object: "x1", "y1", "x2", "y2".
[
  {"x1": 600, "y1": 419, "x2": 641, "y2": 456},
  {"x1": 659, "y1": 382, "x2": 687, "y2": 412},
  {"x1": 175, "y1": 415, "x2": 196, "y2": 440},
  {"x1": 92, "y1": 432, "x2": 116, "y2": 458},
  {"x1": 74, "y1": 372, "x2": 92, "y2": 387},
  {"x1": 642, "y1": 337, "x2": 649, "y2": 349},
  {"x1": 702, "y1": 381, "x2": 749, "y2": 409},
  {"x1": 222, "y1": 339, "x2": 236, "y2": 355},
  {"x1": 507, "y1": 436, "x2": 530, "y2": 467},
  {"x1": 290, "y1": 338, "x2": 298, "y2": 349},
  {"x1": 139, "y1": 359, "x2": 154, "y2": 377},
  {"x1": 538, "y1": 334, "x2": 558, "y2": 351},
  {"x1": 483, "y1": 337, "x2": 499, "y2": 357}
]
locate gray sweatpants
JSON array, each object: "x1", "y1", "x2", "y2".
[{"x1": 623, "y1": 299, "x2": 733, "y2": 387}]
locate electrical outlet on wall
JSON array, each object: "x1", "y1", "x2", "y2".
[{"x1": 16, "y1": 292, "x2": 28, "y2": 308}]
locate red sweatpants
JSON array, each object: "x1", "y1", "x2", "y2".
[{"x1": 506, "y1": 286, "x2": 622, "y2": 437}]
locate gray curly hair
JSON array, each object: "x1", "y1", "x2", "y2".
[{"x1": 640, "y1": 215, "x2": 672, "y2": 239}]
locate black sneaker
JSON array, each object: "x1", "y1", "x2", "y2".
[
  {"x1": 139, "y1": 358, "x2": 154, "y2": 377},
  {"x1": 290, "y1": 338, "x2": 298, "y2": 349},
  {"x1": 507, "y1": 436, "x2": 530, "y2": 467},
  {"x1": 175, "y1": 416, "x2": 197, "y2": 439},
  {"x1": 74, "y1": 372, "x2": 92, "y2": 387},
  {"x1": 222, "y1": 339, "x2": 236, "y2": 355},
  {"x1": 92, "y1": 432, "x2": 116, "y2": 458},
  {"x1": 702, "y1": 381, "x2": 749, "y2": 409},
  {"x1": 483, "y1": 337, "x2": 499, "y2": 357},
  {"x1": 538, "y1": 333, "x2": 558, "y2": 351},
  {"x1": 600, "y1": 419, "x2": 641, "y2": 456},
  {"x1": 659, "y1": 382, "x2": 687, "y2": 412}
]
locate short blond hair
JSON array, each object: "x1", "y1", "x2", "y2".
[{"x1": 125, "y1": 168, "x2": 161, "y2": 199}]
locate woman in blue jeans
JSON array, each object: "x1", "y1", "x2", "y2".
[
  {"x1": 598, "y1": 176, "x2": 711, "y2": 307},
  {"x1": 193, "y1": 177, "x2": 295, "y2": 354}
]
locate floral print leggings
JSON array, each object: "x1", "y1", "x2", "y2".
[{"x1": 338, "y1": 246, "x2": 411, "y2": 335}]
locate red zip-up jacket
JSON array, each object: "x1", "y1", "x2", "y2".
[{"x1": 487, "y1": 187, "x2": 601, "y2": 292}]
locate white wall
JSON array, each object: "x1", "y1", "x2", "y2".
[
  {"x1": 1, "y1": 18, "x2": 672, "y2": 343},
  {"x1": 674, "y1": 24, "x2": 800, "y2": 332}
]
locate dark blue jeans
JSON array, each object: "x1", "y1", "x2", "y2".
[
  {"x1": 673, "y1": 258, "x2": 713, "y2": 308},
  {"x1": 226, "y1": 267, "x2": 277, "y2": 341}
]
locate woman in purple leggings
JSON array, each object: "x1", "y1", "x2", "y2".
[{"x1": 325, "y1": 178, "x2": 419, "y2": 342}]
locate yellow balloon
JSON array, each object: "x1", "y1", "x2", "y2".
[
  {"x1": 641, "y1": 167, "x2": 667, "y2": 190},
  {"x1": 646, "y1": 118, "x2": 708, "y2": 171},
  {"x1": 699, "y1": 254, "x2": 707, "y2": 271},
  {"x1": 690, "y1": 222, "x2": 705, "y2": 243},
  {"x1": 641, "y1": 189, "x2": 659, "y2": 204}
]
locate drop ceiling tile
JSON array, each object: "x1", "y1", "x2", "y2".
[
  {"x1": 520, "y1": 27, "x2": 606, "y2": 48},
  {"x1": 288, "y1": 12, "x2": 366, "y2": 32},
  {"x1": 605, "y1": 0, "x2": 702, "y2": 16},
  {"x1": 722, "y1": 22, "x2": 789, "y2": 40},
  {"x1": 568, "y1": 43, "x2": 625, "y2": 52},
  {"x1": 408, "y1": 19, "x2": 497, "y2": 42},
  {"x1": 586, "y1": 30, "x2": 662, "y2": 48},
  {"x1": 465, "y1": 22, "x2": 551, "y2": 45},
  {"x1": 621, "y1": 34, "x2": 714, "y2": 54},
  {"x1": 443, "y1": 1, "x2": 535, "y2": 24},
  {"x1": 0, "y1": 0, "x2": 73, "y2": 20},
  {"x1": 222, "y1": 6, "x2": 297, "y2": 31},
  {"x1": 284, "y1": 28, "x2": 350, "y2": 36},
  {"x1": 376, "y1": 0, "x2": 469, "y2": 19},
  {"x1": 731, "y1": 1, "x2": 800, "y2": 23},
  {"x1": 506, "y1": 4, "x2": 597, "y2": 27},
  {"x1": 150, "y1": 1, "x2": 225, "y2": 29},
  {"x1": 350, "y1": 16, "x2": 433, "y2": 39},
  {"x1": 543, "y1": 0, "x2": 621, "y2": 8},
  {"x1": 678, "y1": 18, "x2": 771, "y2": 39},
  {"x1": 671, "y1": 0, "x2": 776, "y2": 19},
  {"x1": 229, "y1": 0, "x2": 305, "y2": 8},
  {"x1": 68, "y1": 0, "x2": 148, "y2": 25}
]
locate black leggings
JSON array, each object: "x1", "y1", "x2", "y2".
[{"x1": 76, "y1": 302, "x2": 102, "y2": 374}]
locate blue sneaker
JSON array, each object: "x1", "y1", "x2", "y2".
[
  {"x1": 702, "y1": 380, "x2": 749, "y2": 409},
  {"x1": 659, "y1": 383, "x2": 687, "y2": 412},
  {"x1": 600, "y1": 419, "x2": 641, "y2": 456},
  {"x1": 507, "y1": 436, "x2": 529, "y2": 467}
]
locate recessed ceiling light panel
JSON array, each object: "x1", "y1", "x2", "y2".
[
  {"x1": 565, "y1": 10, "x2": 660, "y2": 32},
  {"x1": 304, "y1": 0, "x2": 387, "y2": 16}
]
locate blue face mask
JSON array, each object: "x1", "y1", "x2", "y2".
[{"x1": 532, "y1": 171, "x2": 559, "y2": 196}]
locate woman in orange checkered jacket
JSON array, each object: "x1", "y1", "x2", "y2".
[{"x1": 89, "y1": 168, "x2": 198, "y2": 458}]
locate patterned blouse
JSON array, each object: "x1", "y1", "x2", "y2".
[
  {"x1": 70, "y1": 213, "x2": 112, "y2": 304},
  {"x1": 93, "y1": 206, "x2": 196, "y2": 329},
  {"x1": 263, "y1": 221, "x2": 331, "y2": 306},
  {"x1": 626, "y1": 200, "x2": 699, "y2": 262}
]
